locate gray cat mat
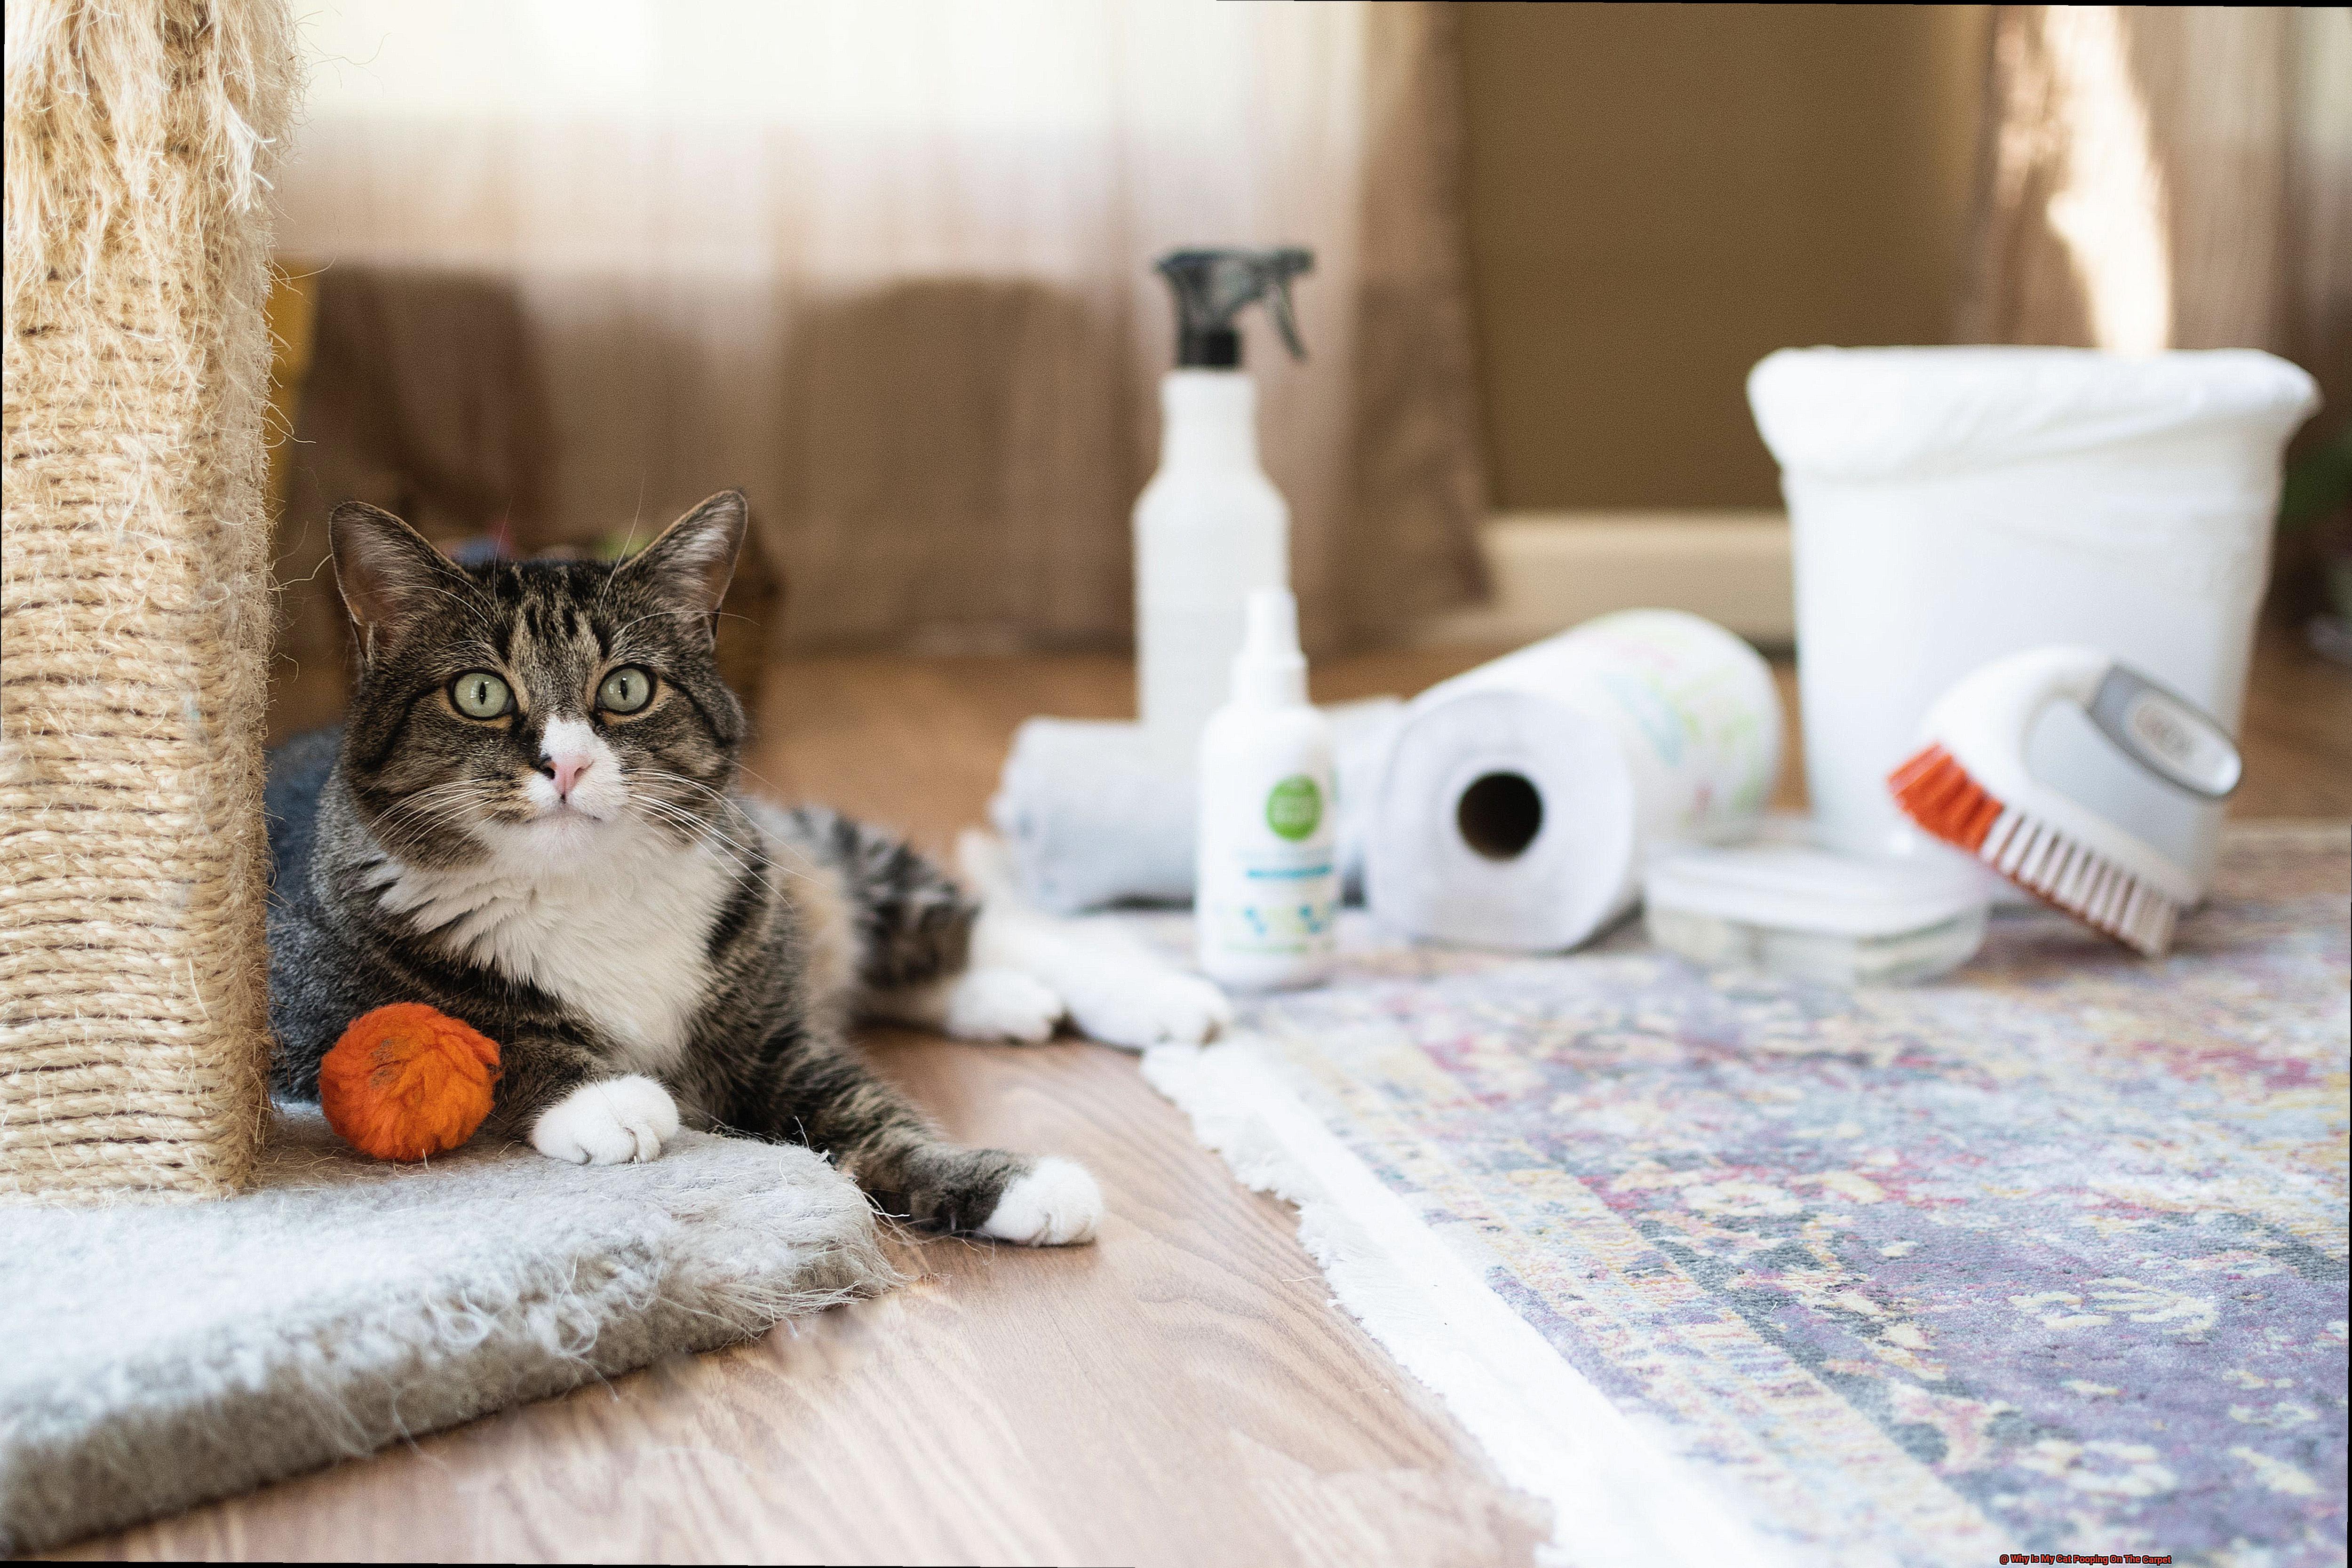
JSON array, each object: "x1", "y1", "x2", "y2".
[{"x1": 0, "y1": 1106, "x2": 895, "y2": 1553}]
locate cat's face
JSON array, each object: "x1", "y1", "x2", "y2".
[{"x1": 330, "y1": 492, "x2": 750, "y2": 869}]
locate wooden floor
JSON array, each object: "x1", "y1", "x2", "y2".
[{"x1": 79, "y1": 629, "x2": 2352, "y2": 1565}]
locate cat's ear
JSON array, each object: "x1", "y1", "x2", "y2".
[
  {"x1": 330, "y1": 501, "x2": 473, "y2": 664},
  {"x1": 619, "y1": 490, "x2": 747, "y2": 641}
]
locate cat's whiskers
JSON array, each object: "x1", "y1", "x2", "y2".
[
  {"x1": 632, "y1": 790, "x2": 801, "y2": 893},
  {"x1": 594, "y1": 481, "x2": 649, "y2": 612},
  {"x1": 372, "y1": 782, "x2": 493, "y2": 827},
  {"x1": 625, "y1": 768, "x2": 830, "y2": 892},
  {"x1": 372, "y1": 779, "x2": 488, "y2": 822},
  {"x1": 607, "y1": 606, "x2": 725, "y2": 640},
  {"x1": 755, "y1": 826, "x2": 834, "y2": 886},
  {"x1": 402, "y1": 578, "x2": 500, "y2": 644},
  {"x1": 628, "y1": 768, "x2": 743, "y2": 822},
  {"x1": 631, "y1": 776, "x2": 834, "y2": 888},
  {"x1": 626, "y1": 793, "x2": 796, "y2": 896},
  {"x1": 369, "y1": 780, "x2": 499, "y2": 852}
]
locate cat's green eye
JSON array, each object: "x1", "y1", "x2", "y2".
[
  {"x1": 449, "y1": 670, "x2": 513, "y2": 720},
  {"x1": 597, "y1": 666, "x2": 654, "y2": 715}
]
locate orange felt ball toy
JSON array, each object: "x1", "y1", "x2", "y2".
[{"x1": 319, "y1": 1003, "x2": 501, "y2": 1162}]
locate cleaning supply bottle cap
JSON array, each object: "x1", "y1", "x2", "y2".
[
  {"x1": 1156, "y1": 248, "x2": 1313, "y2": 369},
  {"x1": 1231, "y1": 588, "x2": 1308, "y2": 707}
]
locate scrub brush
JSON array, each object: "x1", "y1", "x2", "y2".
[{"x1": 1886, "y1": 646, "x2": 2241, "y2": 957}]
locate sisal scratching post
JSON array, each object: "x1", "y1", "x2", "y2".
[{"x1": 3, "y1": 1, "x2": 298, "y2": 1200}]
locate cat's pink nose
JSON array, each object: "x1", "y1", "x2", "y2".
[{"x1": 549, "y1": 752, "x2": 594, "y2": 800}]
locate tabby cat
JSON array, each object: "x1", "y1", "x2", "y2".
[{"x1": 265, "y1": 491, "x2": 1223, "y2": 1244}]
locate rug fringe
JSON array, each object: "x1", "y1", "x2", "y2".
[{"x1": 1142, "y1": 1036, "x2": 1785, "y2": 1568}]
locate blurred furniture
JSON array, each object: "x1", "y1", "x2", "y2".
[
  {"x1": 266, "y1": 265, "x2": 780, "y2": 741},
  {"x1": 267, "y1": 0, "x2": 1489, "y2": 655}
]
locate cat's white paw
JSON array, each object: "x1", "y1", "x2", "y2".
[
  {"x1": 943, "y1": 967, "x2": 1065, "y2": 1044},
  {"x1": 978, "y1": 1156, "x2": 1103, "y2": 1245},
  {"x1": 1063, "y1": 968, "x2": 1232, "y2": 1051},
  {"x1": 531, "y1": 1075, "x2": 679, "y2": 1165}
]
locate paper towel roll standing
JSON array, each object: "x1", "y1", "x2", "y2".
[{"x1": 1366, "y1": 610, "x2": 1780, "y2": 951}]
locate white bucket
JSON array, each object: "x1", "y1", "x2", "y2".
[{"x1": 1749, "y1": 347, "x2": 2318, "y2": 894}]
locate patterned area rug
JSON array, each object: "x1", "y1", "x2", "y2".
[{"x1": 1140, "y1": 824, "x2": 2349, "y2": 1567}]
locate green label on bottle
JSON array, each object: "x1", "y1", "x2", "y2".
[{"x1": 1265, "y1": 774, "x2": 1323, "y2": 841}]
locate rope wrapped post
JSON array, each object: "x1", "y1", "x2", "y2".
[{"x1": 3, "y1": 0, "x2": 299, "y2": 1201}]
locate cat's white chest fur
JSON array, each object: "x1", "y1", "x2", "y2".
[{"x1": 371, "y1": 819, "x2": 733, "y2": 1073}]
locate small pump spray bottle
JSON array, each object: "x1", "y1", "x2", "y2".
[
  {"x1": 1135, "y1": 247, "x2": 1314, "y2": 757},
  {"x1": 1196, "y1": 587, "x2": 1338, "y2": 992}
]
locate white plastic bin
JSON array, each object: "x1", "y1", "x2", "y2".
[{"x1": 1749, "y1": 347, "x2": 2318, "y2": 894}]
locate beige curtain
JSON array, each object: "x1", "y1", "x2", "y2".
[
  {"x1": 1958, "y1": 4, "x2": 2352, "y2": 408},
  {"x1": 270, "y1": 0, "x2": 1487, "y2": 656}
]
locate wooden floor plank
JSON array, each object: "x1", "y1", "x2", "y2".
[
  {"x1": 68, "y1": 1024, "x2": 1549, "y2": 1565},
  {"x1": 79, "y1": 633, "x2": 2352, "y2": 1562}
]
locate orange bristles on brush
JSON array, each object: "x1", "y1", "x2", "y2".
[
  {"x1": 1887, "y1": 743, "x2": 2005, "y2": 852},
  {"x1": 1886, "y1": 648, "x2": 2240, "y2": 959},
  {"x1": 1889, "y1": 741, "x2": 2179, "y2": 955}
]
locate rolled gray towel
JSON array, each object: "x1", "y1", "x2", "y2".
[{"x1": 989, "y1": 698, "x2": 1405, "y2": 914}]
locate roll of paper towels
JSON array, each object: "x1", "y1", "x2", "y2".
[{"x1": 1366, "y1": 610, "x2": 1781, "y2": 951}]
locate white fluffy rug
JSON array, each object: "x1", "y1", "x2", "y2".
[
  {"x1": 0, "y1": 1106, "x2": 894, "y2": 1553},
  {"x1": 1144, "y1": 1038, "x2": 1773, "y2": 1568}
]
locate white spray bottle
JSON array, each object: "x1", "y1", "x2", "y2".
[
  {"x1": 1135, "y1": 247, "x2": 1314, "y2": 757},
  {"x1": 1196, "y1": 588, "x2": 1338, "y2": 991}
]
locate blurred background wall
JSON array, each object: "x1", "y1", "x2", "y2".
[
  {"x1": 260, "y1": 0, "x2": 2348, "y2": 708},
  {"x1": 1459, "y1": 4, "x2": 1988, "y2": 511},
  {"x1": 265, "y1": 0, "x2": 1491, "y2": 672}
]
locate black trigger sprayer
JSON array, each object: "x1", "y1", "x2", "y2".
[{"x1": 1155, "y1": 247, "x2": 1314, "y2": 368}]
